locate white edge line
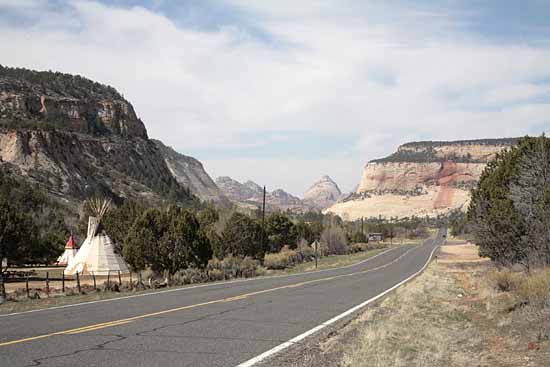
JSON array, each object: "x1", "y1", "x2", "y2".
[
  {"x1": 0, "y1": 246, "x2": 404, "y2": 318},
  {"x1": 236, "y1": 243, "x2": 441, "y2": 367}
]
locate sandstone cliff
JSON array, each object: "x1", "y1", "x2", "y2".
[
  {"x1": 0, "y1": 65, "x2": 204, "y2": 207},
  {"x1": 326, "y1": 138, "x2": 517, "y2": 220},
  {"x1": 303, "y1": 175, "x2": 342, "y2": 209}
]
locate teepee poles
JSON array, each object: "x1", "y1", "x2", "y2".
[{"x1": 85, "y1": 197, "x2": 112, "y2": 219}]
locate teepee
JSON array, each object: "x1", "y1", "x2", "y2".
[
  {"x1": 56, "y1": 234, "x2": 78, "y2": 266},
  {"x1": 64, "y1": 198, "x2": 129, "y2": 276}
]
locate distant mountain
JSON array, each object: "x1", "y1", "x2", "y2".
[
  {"x1": 326, "y1": 138, "x2": 518, "y2": 220},
  {"x1": 215, "y1": 176, "x2": 258, "y2": 202},
  {"x1": 153, "y1": 140, "x2": 228, "y2": 204},
  {"x1": 215, "y1": 177, "x2": 305, "y2": 212},
  {"x1": 303, "y1": 175, "x2": 342, "y2": 209},
  {"x1": 216, "y1": 175, "x2": 344, "y2": 212},
  {"x1": 243, "y1": 180, "x2": 263, "y2": 196}
]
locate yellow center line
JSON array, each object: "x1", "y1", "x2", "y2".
[{"x1": 0, "y1": 246, "x2": 417, "y2": 348}]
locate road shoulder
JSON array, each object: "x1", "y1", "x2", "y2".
[{"x1": 263, "y1": 242, "x2": 550, "y2": 367}]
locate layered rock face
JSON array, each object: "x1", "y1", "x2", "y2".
[
  {"x1": 0, "y1": 70, "x2": 147, "y2": 139},
  {"x1": 327, "y1": 139, "x2": 517, "y2": 220},
  {"x1": 303, "y1": 175, "x2": 342, "y2": 209},
  {"x1": 154, "y1": 140, "x2": 227, "y2": 204},
  {"x1": 0, "y1": 66, "x2": 215, "y2": 207},
  {"x1": 0, "y1": 129, "x2": 183, "y2": 204}
]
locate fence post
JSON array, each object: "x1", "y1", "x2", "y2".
[
  {"x1": 26, "y1": 274, "x2": 30, "y2": 299},
  {"x1": 118, "y1": 271, "x2": 122, "y2": 286},
  {"x1": 46, "y1": 271, "x2": 50, "y2": 297},
  {"x1": 107, "y1": 271, "x2": 111, "y2": 289},
  {"x1": 62, "y1": 271, "x2": 65, "y2": 293},
  {"x1": 76, "y1": 271, "x2": 81, "y2": 294},
  {"x1": 92, "y1": 273, "x2": 96, "y2": 291}
]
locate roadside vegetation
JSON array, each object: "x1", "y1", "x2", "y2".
[{"x1": 0, "y1": 169, "x2": 434, "y2": 309}]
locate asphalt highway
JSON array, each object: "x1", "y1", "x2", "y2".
[{"x1": 0, "y1": 230, "x2": 445, "y2": 367}]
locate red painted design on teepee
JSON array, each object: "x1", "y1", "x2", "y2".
[{"x1": 65, "y1": 235, "x2": 76, "y2": 249}]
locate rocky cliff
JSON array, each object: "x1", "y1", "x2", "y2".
[
  {"x1": 154, "y1": 140, "x2": 227, "y2": 204},
  {"x1": 303, "y1": 175, "x2": 342, "y2": 209},
  {"x1": 0, "y1": 65, "x2": 217, "y2": 207},
  {"x1": 0, "y1": 66, "x2": 147, "y2": 138},
  {"x1": 326, "y1": 138, "x2": 517, "y2": 220}
]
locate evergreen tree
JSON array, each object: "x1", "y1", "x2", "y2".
[
  {"x1": 468, "y1": 136, "x2": 550, "y2": 269},
  {"x1": 265, "y1": 213, "x2": 296, "y2": 251},
  {"x1": 221, "y1": 212, "x2": 266, "y2": 259}
]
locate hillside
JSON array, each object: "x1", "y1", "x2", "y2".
[
  {"x1": 326, "y1": 138, "x2": 517, "y2": 220},
  {"x1": 0, "y1": 65, "x2": 217, "y2": 208},
  {"x1": 153, "y1": 140, "x2": 228, "y2": 204}
]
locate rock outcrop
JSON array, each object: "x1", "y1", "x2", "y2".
[
  {"x1": 0, "y1": 65, "x2": 212, "y2": 208},
  {"x1": 0, "y1": 67, "x2": 147, "y2": 139},
  {"x1": 154, "y1": 140, "x2": 227, "y2": 204},
  {"x1": 303, "y1": 175, "x2": 342, "y2": 209},
  {"x1": 326, "y1": 138, "x2": 517, "y2": 220}
]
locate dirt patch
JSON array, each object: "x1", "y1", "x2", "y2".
[{"x1": 438, "y1": 242, "x2": 490, "y2": 264}]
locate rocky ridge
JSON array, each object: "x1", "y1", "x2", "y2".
[{"x1": 0, "y1": 65, "x2": 219, "y2": 207}]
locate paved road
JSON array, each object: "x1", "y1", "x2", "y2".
[{"x1": 0, "y1": 230, "x2": 445, "y2": 367}]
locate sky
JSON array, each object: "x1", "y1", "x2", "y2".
[{"x1": 1, "y1": 0, "x2": 549, "y2": 196}]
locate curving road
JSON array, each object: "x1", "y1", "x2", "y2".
[{"x1": 0, "y1": 229, "x2": 445, "y2": 367}]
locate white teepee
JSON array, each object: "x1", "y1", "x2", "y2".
[
  {"x1": 56, "y1": 234, "x2": 78, "y2": 266},
  {"x1": 64, "y1": 199, "x2": 129, "y2": 276}
]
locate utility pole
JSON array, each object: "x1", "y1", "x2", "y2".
[
  {"x1": 390, "y1": 217, "x2": 393, "y2": 246},
  {"x1": 261, "y1": 186, "x2": 266, "y2": 251}
]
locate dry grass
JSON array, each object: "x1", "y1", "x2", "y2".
[
  {"x1": 277, "y1": 248, "x2": 388, "y2": 274},
  {"x1": 487, "y1": 268, "x2": 550, "y2": 308},
  {"x1": 341, "y1": 264, "x2": 484, "y2": 367},
  {"x1": 337, "y1": 243, "x2": 550, "y2": 367}
]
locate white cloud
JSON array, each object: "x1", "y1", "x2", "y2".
[{"x1": 0, "y1": 0, "x2": 549, "y2": 195}]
